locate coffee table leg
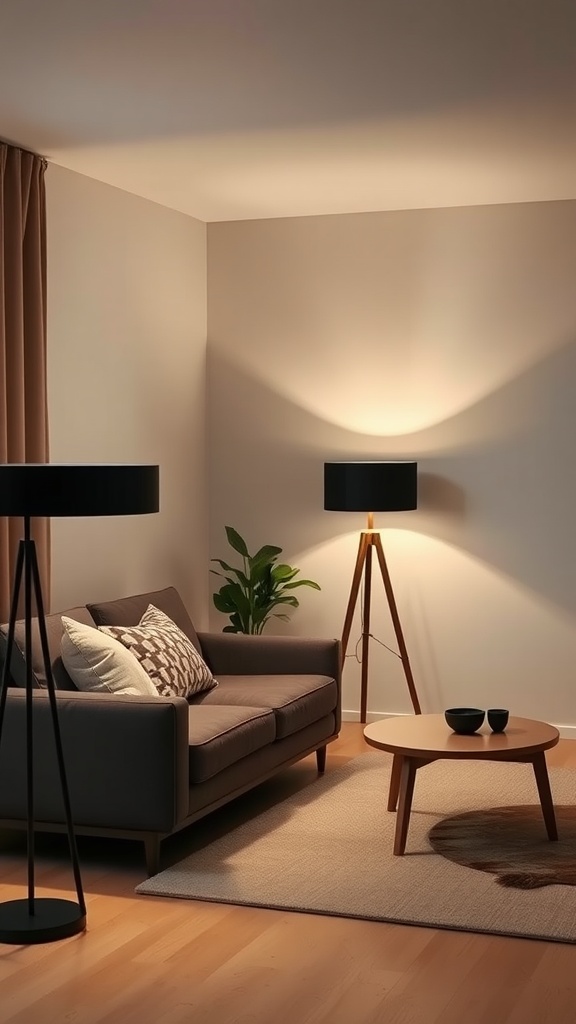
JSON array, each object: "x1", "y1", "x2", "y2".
[
  {"x1": 388, "y1": 754, "x2": 403, "y2": 811},
  {"x1": 394, "y1": 757, "x2": 417, "y2": 855},
  {"x1": 531, "y1": 751, "x2": 558, "y2": 841}
]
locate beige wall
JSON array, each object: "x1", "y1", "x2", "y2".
[
  {"x1": 208, "y1": 201, "x2": 576, "y2": 731},
  {"x1": 46, "y1": 165, "x2": 208, "y2": 625}
]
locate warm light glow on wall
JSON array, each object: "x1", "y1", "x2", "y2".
[
  {"x1": 209, "y1": 197, "x2": 576, "y2": 436},
  {"x1": 214, "y1": 327, "x2": 569, "y2": 438}
]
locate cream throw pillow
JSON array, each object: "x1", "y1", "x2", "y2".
[
  {"x1": 99, "y1": 604, "x2": 216, "y2": 699},
  {"x1": 61, "y1": 616, "x2": 159, "y2": 696}
]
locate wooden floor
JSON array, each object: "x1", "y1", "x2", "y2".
[{"x1": 2, "y1": 724, "x2": 576, "y2": 1023}]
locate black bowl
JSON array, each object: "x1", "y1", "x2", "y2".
[{"x1": 444, "y1": 707, "x2": 485, "y2": 735}]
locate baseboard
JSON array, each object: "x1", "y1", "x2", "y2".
[
  {"x1": 341, "y1": 710, "x2": 408, "y2": 725},
  {"x1": 341, "y1": 709, "x2": 576, "y2": 739}
]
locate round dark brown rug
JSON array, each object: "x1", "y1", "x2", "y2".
[{"x1": 429, "y1": 804, "x2": 576, "y2": 888}]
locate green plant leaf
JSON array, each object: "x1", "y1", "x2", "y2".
[
  {"x1": 251, "y1": 544, "x2": 282, "y2": 565},
  {"x1": 283, "y1": 579, "x2": 322, "y2": 590},
  {"x1": 213, "y1": 591, "x2": 238, "y2": 613},
  {"x1": 249, "y1": 547, "x2": 282, "y2": 583},
  {"x1": 249, "y1": 560, "x2": 274, "y2": 585},
  {"x1": 230, "y1": 569, "x2": 250, "y2": 588},
  {"x1": 272, "y1": 595, "x2": 300, "y2": 608},
  {"x1": 225, "y1": 526, "x2": 249, "y2": 557},
  {"x1": 211, "y1": 558, "x2": 237, "y2": 573},
  {"x1": 271, "y1": 563, "x2": 299, "y2": 581},
  {"x1": 211, "y1": 566, "x2": 250, "y2": 588},
  {"x1": 222, "y1": 581, "x2": 251, "y2": 612},
  {"x1": 213, "y1": 583, "x2": 251, "y2": 631}
]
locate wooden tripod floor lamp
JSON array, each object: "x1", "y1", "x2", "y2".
[
  {"x1": 0, "y1": 463, "x2": 159, "y2": 944},
  {"x1": 324, "y1": 460, "x2": 421, "y2": 724}
]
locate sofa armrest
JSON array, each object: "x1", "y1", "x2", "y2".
[
  {"x1": 197, "y1": 632, "x2": 341, "y2": 682},
  {"x1": 0, "y1": 690, "x2": 189, "y2": 833}
]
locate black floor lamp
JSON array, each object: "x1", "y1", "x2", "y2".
[
  {"x1": 324, "y1": 460, "x2": 421, "y2": 724},
  {"x1": 0, "y1": 463, "x2": 159, "y2": 944}
]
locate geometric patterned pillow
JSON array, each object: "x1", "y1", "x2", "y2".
[{"x1": 99, "y1": 604, "x2": 217, "y2": 699}]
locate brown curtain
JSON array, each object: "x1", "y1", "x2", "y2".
[{"x1": 0, "y1": 142, "x2": 50, "y2": 622}]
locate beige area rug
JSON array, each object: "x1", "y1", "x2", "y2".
[{"x1": 136, "y1": 752, "x2": 576, "y2": 944}]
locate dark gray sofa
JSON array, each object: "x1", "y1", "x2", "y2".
[{"x1": 0, "y1": 587, "x2": 341, "y2": 875}]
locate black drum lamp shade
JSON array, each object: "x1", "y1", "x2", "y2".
[
  {"x1": 0, "y1": 463, "x2": 159, "y2": 517},
  {"x1": 324, "y1": 461, "x2": 417, "y2": 513},
  {"x1": 0, "y1": 463, "x2": 160, "y2": 945}
]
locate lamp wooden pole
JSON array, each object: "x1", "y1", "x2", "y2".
[{"x1": 340, "y1": 513, "x2": 421, "y2": 723}]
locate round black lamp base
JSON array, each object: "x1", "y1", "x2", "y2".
[{"x1": 0, "y1": 898, "x2": 86, "y2": 944}]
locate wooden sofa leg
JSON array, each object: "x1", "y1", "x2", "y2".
[
  {"x1": 144, "y1": 835, "x2": 161, "y2": 877},
  {"x1": 316, "y1": 745, "x2": 327, "y2": 773}
]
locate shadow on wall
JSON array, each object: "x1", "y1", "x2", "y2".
[{"x1": 208, "y1": 330, "x2": 576, "y2": 618}]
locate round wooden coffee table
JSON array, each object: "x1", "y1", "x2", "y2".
[{"x1": 364, "y1": 714, "x2": 559, "y2": 855}]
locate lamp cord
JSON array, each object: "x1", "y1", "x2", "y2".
[
  {"x1": 344, "y1": 585, "x2": 402, "y2": 664},
  {"x1": 345, "y1": 633, "x2": 401, "y2": 663}
]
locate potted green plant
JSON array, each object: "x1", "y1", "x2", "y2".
[{"x1": 211, "y1": 526, "x2": 321, "y2": 634}]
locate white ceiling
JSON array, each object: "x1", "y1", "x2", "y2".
[{"x1": 1, "y1": 0, "x2": 576, "y2": 222}]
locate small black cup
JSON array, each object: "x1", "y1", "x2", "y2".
[{"x1": 487, "y1": 708, "x2": 509, "y2": 733}]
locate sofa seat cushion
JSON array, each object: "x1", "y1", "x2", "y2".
[
  {"x1": 190, "y1": 674, "x2": 338, "y2": 740},
  {"x1": 189, "y1": 705, "x2": 276, "y2": 783}
]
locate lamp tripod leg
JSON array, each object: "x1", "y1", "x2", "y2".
[
  {"x1": 23, "y1": 530, "x2": 35, "y2": 912},
  {"x1": 340, "y1": 532, "x2": 374, "y2": 724},
  {"x1": 340, "y1": 532, "x2": 369, "y2": 662},
  {"x1": 359, "y1": 541, "x2": 373, "y2": 724},
  {"x1": 373, "y1": 534, "x2": 421, "y2": 715},
  {"x1": 30, "y1": 542, "x2": 86, "y2": 915},
  {"x1": 0, "y1": 541, "x2": 26, "y2": 735}
]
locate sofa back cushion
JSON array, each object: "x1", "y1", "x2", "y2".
[
  {"x1": 0, "y1": 605, "x2": 96, "y2": 690},
  {"x1": 87, "y1": 587, "x2": 202, "y2": 652}
]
